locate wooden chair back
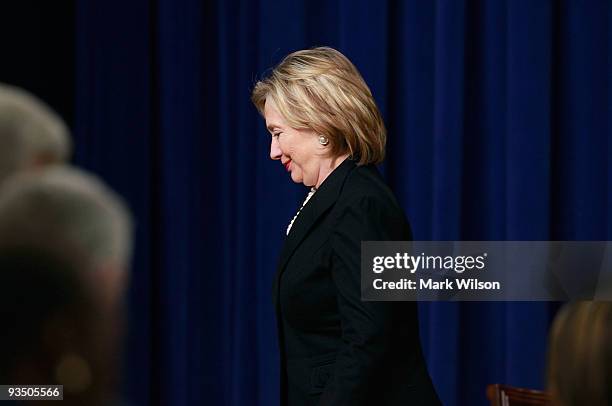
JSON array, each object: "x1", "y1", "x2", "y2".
[{"x1": 486, "y1": 384, "x2": 552, "y2": 406}]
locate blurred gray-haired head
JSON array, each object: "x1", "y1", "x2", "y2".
[
  {"x1": 0, "y1": 83, "x2": 71, "y2": 186},
  {"x1": 0, "y1": 166, "x2": 132, "y2": 401},
  {"x1": 0, "y1": 166, "x2": 132, "y2": 276}
]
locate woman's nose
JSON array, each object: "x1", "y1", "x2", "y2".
[{"x1": 269, "y1": 138, "x2": 282, "y2": 160}]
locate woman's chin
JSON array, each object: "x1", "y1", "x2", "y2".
[
  {"x1": 290, "y1": 172, "x2": 314, "y2": 187},
  {"x1": 289, "y1": 172, "x2": 302, "y2": 184}
]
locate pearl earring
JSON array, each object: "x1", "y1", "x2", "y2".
[{"x1": 318, "y1": 135, "x2": 329, "y2": 146}]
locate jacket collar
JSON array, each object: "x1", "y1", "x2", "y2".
[{"x1": 276, "y1": 157, "x2": 356, "y2": 274}]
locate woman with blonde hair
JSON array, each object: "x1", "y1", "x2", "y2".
[
  {"x1": 252, "y1": 47, "x2": 440, "y2": 406},
  {"x1": 548, "y1": 302, "x2": 612, "y2": 406}
]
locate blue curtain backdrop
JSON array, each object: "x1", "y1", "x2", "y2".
[{"x1": 74, "y1": 1, "x2": 610, "y2": 405}]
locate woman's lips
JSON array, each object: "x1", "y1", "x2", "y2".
[{"x1": 284, "y1": 160, "x2": 291, "y2": 172}]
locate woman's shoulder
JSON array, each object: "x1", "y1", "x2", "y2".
[
  {"x1": 337, "y1": 164, "x2": 403, "y2": 214},
  {"x1": 340, "y1": 164, "x2": 394, "y2": 200},
  {"x1": 331, "y1": 163, "x2": 412, "y2": 240}
]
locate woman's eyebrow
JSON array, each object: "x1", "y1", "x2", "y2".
[{"x1": 266, "y1": 123, "x2": 281, "y2": 132}]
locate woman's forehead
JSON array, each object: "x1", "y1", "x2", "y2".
[{"x1": 264, "y1": 98, "x2": 286, "y2": 129}]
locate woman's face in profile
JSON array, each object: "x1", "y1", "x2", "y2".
[{"x1": 264, "y1": 97, "x2": 324, "y2": 187}]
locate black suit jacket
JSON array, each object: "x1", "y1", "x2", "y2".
[{"x1": 273, "y1": 158, "x2": 441, "y2": 406}]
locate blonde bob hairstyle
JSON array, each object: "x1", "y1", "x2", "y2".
[
  {"x1": 251, "y1": 47, "x2": 386, "y2": 165},
  {"x1": 547, "y1": 302, "x2": 612, "y2": 406}
]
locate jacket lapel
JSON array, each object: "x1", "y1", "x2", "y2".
[{"x1": 276, "y1": 158, "x2": 356, "y2": 276}]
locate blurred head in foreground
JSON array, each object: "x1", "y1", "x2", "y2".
[
  {"x1": 0, "y1": 83, "x2": 71, "y2": 186},
  {"x1": 0, "y1": 166, "x2": 132, "y2": 405},
  {"x1": 548, "y1": 301, "x2": 612, "y2": 406}
]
